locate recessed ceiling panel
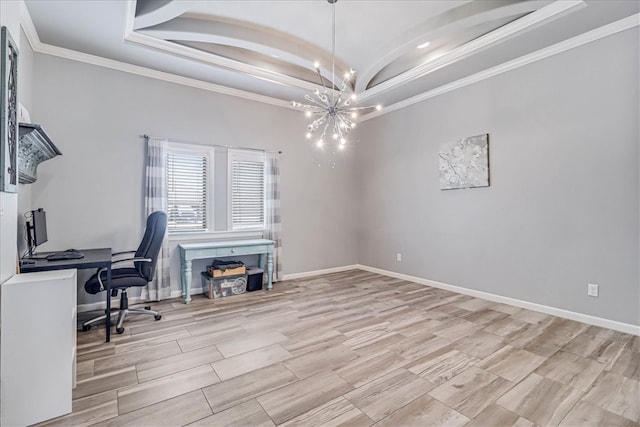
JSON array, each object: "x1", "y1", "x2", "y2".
[
  {"x1": 22, "y1": 0, "x2": 640, "y2": 117},
  {"x1": 365, "y1": 0, "x2": 640, "y2": 110},
  {"x1": 367, "y1": 12, "x2": 531, "y2": 89},
  {"x1": 173, "y1": 40, "x2": 334, "y2": 88}
]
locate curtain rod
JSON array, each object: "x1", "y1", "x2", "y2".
[{"x1": 142, "y1": 134, "x2": 282, "y2": 154}]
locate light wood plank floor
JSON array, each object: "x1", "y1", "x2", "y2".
[{"x1": 39, "y1": 270, "x2": 639, "y2": 426}]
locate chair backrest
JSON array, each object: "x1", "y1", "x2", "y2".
[{"x1": 134, "y1": 211, "x2": 167, "y2": 281}]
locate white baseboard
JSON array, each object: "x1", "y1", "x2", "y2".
[
  {"x1": 282, "y1": 265, "x2": 360, "y2": 281},
  {"x1": 79, "y1": 264, "x2": 639, "y2": 337},
  {"x1": 78, "y1": 265, "x2": 356, "y2": 311},
  {"x1": 356, "y1": 264, "x2": 640, "y2": 336}
]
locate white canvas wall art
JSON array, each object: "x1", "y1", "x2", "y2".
[{"x1": 439, "y1": 133, "x2": 489, "y2": 190}]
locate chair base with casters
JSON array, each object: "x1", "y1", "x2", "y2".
[
  {"x1": 82, "y1": 211, "x2": 168, "y2": 335},
  {"x1": 82, "y1": 289, "x2": 162, "y2": 334}
]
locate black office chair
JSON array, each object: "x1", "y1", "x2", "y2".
[{"x1": 82, "y1": 211, "x2": 166, "y2": 334}]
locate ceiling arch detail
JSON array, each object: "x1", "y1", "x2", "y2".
[
  {"x1": 127, "y1": 0, "x2": 590, "y2": 111},
  {"x1": 136, "y1": 14, "x2": 350, "y2": 90},
  {"x1": 22, "y1": 0, "x2": 640, "y2": 120},
  {"x1": 356, "y1": 0, "x2": 550, "y2": 92}
]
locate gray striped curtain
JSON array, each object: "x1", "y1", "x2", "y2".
[
  {"x1": 143, "y1": 138, "x2": 171, "y2": 300},
  {"x1": 265, "y1": 152, "x2": 282, "y2": 281}
]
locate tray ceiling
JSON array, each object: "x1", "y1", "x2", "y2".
[{"x1": 23, "y1": 0, "x2": 640, "y2": 120}]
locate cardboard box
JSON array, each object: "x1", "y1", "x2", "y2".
[{"x1": 207, "y1": 265, "x2": 246, "y2": 277}]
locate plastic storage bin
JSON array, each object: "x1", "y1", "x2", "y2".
[
  {"x1": 246, "y1": 268, "x2": 264, "y2": 292},
  {"x1": 201, "y1": 272, "x2": 247, "y2": 299}
]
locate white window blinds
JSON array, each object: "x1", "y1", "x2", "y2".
[
  {"x1": 166, "y1": 151, "x2": 208, "y2": 232},
  {"x1": 229, "y1": 150, "x2": 265, "y2": 229}
]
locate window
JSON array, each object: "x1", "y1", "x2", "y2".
[
  {"x1": 166, "y1": 146, "x2": 211, "y2": 233},
  {"x1": 164, "y1": 144, "x2": 265, "y2": 235},
  {"x1": 228, "y1": 149, "x2": 265, "y2": 230}
]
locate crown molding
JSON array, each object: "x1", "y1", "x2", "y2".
[
  {"x1": 123, "y1": 1, "x2": 332, "y2": 95},
  {"x1": 123, "y1": 0, "x2": 136, "y2": 39},
  {"x1": 44, "y1": 42, "x2": 295, "y2": 110},
  {"x1": 360, "y1": 13, "x2": 640, "y2": 122},
  {"x1": 19, "y1": 0, "x2": 42, "y2": 51},
  {"x1": 16, "y1": 1, "x2": 639, "y2": 121},
  {"x1": 124, "y1": 30, "x2": 322, "y2": 94},
  {"x1": 17, "y1": 1, "x2": 295, "y2": 111}
]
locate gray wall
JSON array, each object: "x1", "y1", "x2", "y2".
[
  {"x1": 29, "y1": 54, "x2": 358, "y2": 304},
  {"x1": 19, "y1": 25, "x2": 639, "y2": 326},
  {"x1": 356, "y1": 28, "x2": 639, "y2": 326},
  {"x1": 17, "y1": 29, "x2": 35, "y2": 258},
  {"x1": 0, "y1": 4, "x2": 27, "y2": 286}
]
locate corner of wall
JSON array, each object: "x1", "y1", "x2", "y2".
[{"x1": 0, "y1": 0, "x2": 33, "y2": 284}]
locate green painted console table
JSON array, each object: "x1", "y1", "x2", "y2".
[{"x1": 178, "y1": 239, "x2": 275, "y2": 303}]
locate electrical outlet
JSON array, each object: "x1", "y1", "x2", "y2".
[
  {"x1": 587, "y1": 283, "x2": 599, "y2": 297},
  {"x1": 396, "y1": 253, "x2": 402, "y2": 262}
]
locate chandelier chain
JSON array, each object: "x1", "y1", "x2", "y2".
[
  {"x1": 290, "y1": 0, "x2": 381, "y2": 152},
  {"x1": 332, "y1": 1, "x2": 336, "y2": 105}
]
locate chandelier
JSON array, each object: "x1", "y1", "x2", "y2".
[{"x1": 291, "y1": 0, "x2": 381, "y2": 151}]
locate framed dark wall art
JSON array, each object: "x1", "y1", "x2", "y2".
[
  {"x1": 1, "y1": 26, "x2": 19, "y2": 193},
  {"x1": 439, "y1": 133, "x2": 490, "y2": 190}
]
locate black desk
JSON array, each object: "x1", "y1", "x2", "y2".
[{"x1": 20, "y1": 248, "x2": 114, "y2": 342}]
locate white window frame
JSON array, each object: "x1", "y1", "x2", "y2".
[
  {"x1": 166, "y1": 142, "x2": 215, "y2": 235},
  {"x1": 227, "y1": 149, "x2": 266, "y2": 231}
]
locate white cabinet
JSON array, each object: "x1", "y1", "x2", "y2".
[{"x1": 1, "y1": 269, "x2": 77, "y2": 427}]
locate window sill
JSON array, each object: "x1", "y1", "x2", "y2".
[{"x1": 168, "y1": 230, "x2": 264, "y2": 242}]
